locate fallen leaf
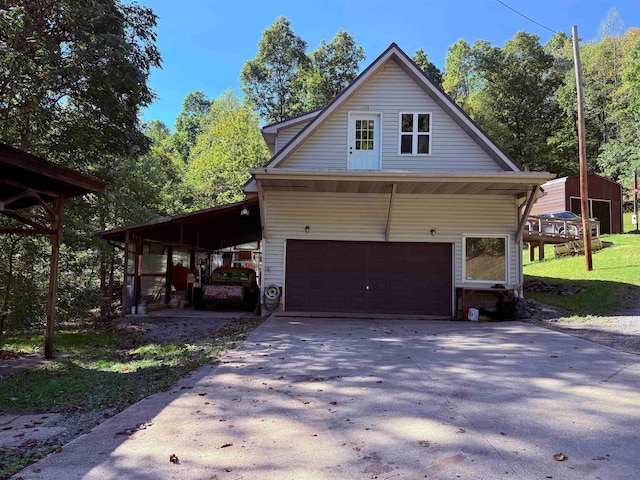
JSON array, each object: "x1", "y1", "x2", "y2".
[
  {"x1": 169, "y1": 453, "x2": 179, "y2": 464},
  {"x1": 553, "y1": 453, "x2": 568, "y2": 461}
]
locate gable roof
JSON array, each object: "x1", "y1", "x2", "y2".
[{"x1": 262, "y1": 43, "x2": 521, "y2": 173}]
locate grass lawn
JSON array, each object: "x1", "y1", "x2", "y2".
[
  {"x1": 523, "y1": 213, "x2": 640, "y2": 315},
  {"x1": 0, "y1": 317, "x2": 261, "y2": 477}
]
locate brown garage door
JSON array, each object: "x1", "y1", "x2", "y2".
[{"x1": 285, "y1": 240, "x2": 452, "y2": 316}]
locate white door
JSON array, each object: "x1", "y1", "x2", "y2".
[{"x1": 348, "y1": 113, "x2": 380, "y2": 170}]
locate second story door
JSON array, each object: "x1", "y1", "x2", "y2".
[{"x1": 348, "y1": 113, "x2": 381, "y2": 170}]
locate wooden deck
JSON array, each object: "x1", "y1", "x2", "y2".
[{"x1": 524, "y1": 215, "x2": 600, "y2": 261}]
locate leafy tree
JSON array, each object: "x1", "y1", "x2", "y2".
[
  {"x1": 469, "y1": 32, "x2": 562, "y2": 172},
  {"x1": 0, "y1": 0, "x2": 160, "y2": 156},
  {"x1": 240, "y1": 16, "x2": 308, "y2": 123},
  {"x1": 171, "y1": 91, "x2": 212, "y2": 163},
  {"x1": 442, "y1": 39, "x2": 478, "y2": 108},
  {"x1": 0, "y1": 0, "x2": 162, "y2": 327},
  {"x1": 597, "y1": 31, "x2": 640, "y2": 185},
  {"x1": 412, "y1": 48, "x2": 442, "y2": 85},
  {"x1": 303, "y1": 31, "x2": 365, "y2": 109},
  {"x1": 185, "y1": 92, "x2": 270, "y2": 209}
]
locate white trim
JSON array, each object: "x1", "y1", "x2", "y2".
[
  {"x1": 569, "y1": 196, "x2": 612, "y2": 232},
  {"x1": 282, "y1": 239, "x2": 287, "y2": 311},
  {"x1": 462, "y1": 234, "x2": 509, "y2": 285},
  {"x1": 398, "y1": 112, "x2": 432, "y2": 156},
  {"x1": 450, "y1": 243, "x2": 456, "y2": 316},
  {"x1": 252, "y1": 169, "x2": 554, "y2": 183}
]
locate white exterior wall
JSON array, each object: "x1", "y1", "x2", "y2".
[
  {"x1": 274, "y1": 121, "x2": 311, "y2": 153},
  {"x1": 279, "y1": 60, "x2": 502, "y2": 172},
  {"x1": 261, "y1": 191, "x2": 519, "y2": 299}
]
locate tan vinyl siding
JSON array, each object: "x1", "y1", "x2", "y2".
[
  {"x1": 262, "y1": 191, "x2": 518, "y2": 293},
  {"x1": 280, "y1": 60, "x2": 503, "y2": 172},
  {"x1": 275, "y1": 121, "x2": 311, "y2": 153}
]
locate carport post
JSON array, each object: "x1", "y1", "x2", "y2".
[
  {"x1": 165, "y1": 246, "x2": 173, "y2": 305},
  {"x1": 45, "y1": 196, "x2": 64, "y2": 359}
]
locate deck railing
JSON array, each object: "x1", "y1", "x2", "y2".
[{"x1": 524, "y1": 215, "x2": 600, "y2": 241}]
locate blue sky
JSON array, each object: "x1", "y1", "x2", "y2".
[{"x1": 141, "y1": 0, "x2": 640, "y2": 129}]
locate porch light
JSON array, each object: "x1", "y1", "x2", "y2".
[{"x1": 240, "y1": 207, "x2": 250, "y2": 216}]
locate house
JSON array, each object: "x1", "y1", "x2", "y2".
[
  {"x1": 530, "y1": 173, "x2": 624, "y2": 234},
  {"x1": 245, "y1": 43, "x2": 554, "y2": 317}
]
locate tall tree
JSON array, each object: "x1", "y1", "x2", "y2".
[
  {"x1": 0, "y1": 0, "x2": 162, "y2": 328},
  {"x1": 185, "y1": 92, "x2": 270, "y2": 209},
  {"x1": 303, "y1": 31, "x2": 365, "y2": 109},
  {"x1": 442, "y1": 39, "x2": 477, "y2": 108},
  {"x1": 412, "y1": 48, "x2": 443, "y2": 86},
  {"x1": 0, "y1": 0, "x2": 160, "y2": 156},
  {"x1": 171, "y1": 91, "x2": 212, "y2": 163},
  {"x1": 240, "y1": 16, "x2": 308, "y2": 123},
  {"x1": 597, "y1": 29, "x2": 640, "y2": 185},
  {"x1": 470, "y1": 32, "x2": 562, "y2": 171}
]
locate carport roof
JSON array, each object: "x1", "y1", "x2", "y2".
[
  {"x1": 0, "y1": 142, "x2": 106, "y2": 210},
  {"x1": 99, "y1": 198, "x2": 261, "y2": 251}
]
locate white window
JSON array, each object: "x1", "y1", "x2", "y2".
[
  {"x1": 463, "y1": 235, "x2": 508, "y2": 284},
  {"x1": 399, "y1": 112, "x2": 431, "y2": 155}
]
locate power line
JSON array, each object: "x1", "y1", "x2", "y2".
[{"x1": 495, "y1": 0, "x2": 558, "y2": 34}]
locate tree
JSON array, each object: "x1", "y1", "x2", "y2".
[
  {"x1": 171, "y1": 91, "x2": 212, "y2": 163},
  {"x1": 0, "y1": 0, "x2": 162, "y2": 328},
  {"x1": 303, "y1": 31, "x2": 365, "y2": 109},
  {"x1": 240, "y1": 16, "x2": 308, "y2": 123},
  {"x1": 597, "y1": 30, "x2": 640, "y2": 185},
  {"x1": 442, "y1": 39, "x2": 478, "y2": 108},
  {"x1": 412, "y1": 48, "x2": 442, "y2": 86},
  {"x1": 469, "y1": 32, "x2": 562, "y2": 171},
  {"x1": 185, "y1": 91, "x2": 270, "y2": 209},
  {"x1": 0, "y1": 0, "x2": 161, "y2": 156}
]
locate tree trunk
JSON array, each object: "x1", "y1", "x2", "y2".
[{"x1": 1, "y1": 237, "x2": 22, "y2": 335}]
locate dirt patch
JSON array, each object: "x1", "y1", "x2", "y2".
[
  {"x1": 531, "y1": 312, "x2": 640, "y2": 355},
  {"x1": 115, "y1": 314, "x2": 250, "y2": 344}
]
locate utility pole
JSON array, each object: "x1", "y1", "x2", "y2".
[
  {"x1": 572, "y1": 25, "x2": 593, "y2": 271},
  {"x1": 634, "y1": 169, "x2": 638, "y2": 233}
]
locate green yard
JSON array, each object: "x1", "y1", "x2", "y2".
[{"x1": 523, "y1": 213, "x2": 640, "y2": 315}]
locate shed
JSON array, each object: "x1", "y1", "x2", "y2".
[{"x1": 530, "y1": 173, "x2": 623, "y2": 234}]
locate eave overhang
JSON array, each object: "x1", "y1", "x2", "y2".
[{"x1": 250, "y1": 169, "x2": 555, "y2": 197}]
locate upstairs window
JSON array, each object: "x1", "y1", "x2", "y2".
[{"x1": 399, "y1": 112, "x2": 431, "y2": 155}]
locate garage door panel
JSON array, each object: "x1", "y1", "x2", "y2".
[{"x1": 285, "y1": 240, "x2": 452, "y2": 315}]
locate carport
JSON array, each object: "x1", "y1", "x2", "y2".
[
  {"x1": 99, "y1": 198, "x2": 261, "y2": 313},
  {"x1": 0, "y1": 143, "x2": 106, "y2": 358}
]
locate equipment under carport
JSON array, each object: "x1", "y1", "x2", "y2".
[{"x1": 193, "y1": 267, "x2": 259, "y2": 311}]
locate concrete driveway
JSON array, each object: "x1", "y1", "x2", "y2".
[{"x1": 14, "y1": 317, "x2": 640, "y2": 479}]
